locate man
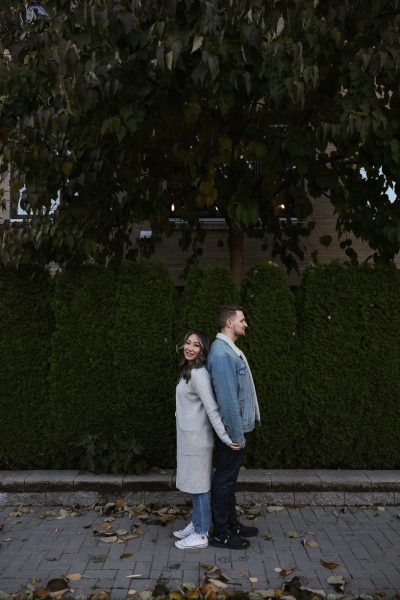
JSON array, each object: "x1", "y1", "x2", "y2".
[{"x1": 207, "y1": 305, "x2": 261, "y2": 549}]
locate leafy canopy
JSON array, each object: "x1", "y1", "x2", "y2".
[{"x1": 1, "y1": 0, "x2": 400, "y2": 268}]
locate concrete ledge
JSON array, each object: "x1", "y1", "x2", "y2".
[{"x1": 0, "y1": 469, "x2": 399, "y2": 506}]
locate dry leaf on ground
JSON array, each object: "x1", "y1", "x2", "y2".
[
  {"x1": 286, "y1": 530, "x2": 305, "y2": 538},
  {"x1": 66, "y1": 573, "x2": 81, "y2": 582},
  {"x1": 327, "y1": 575, "x2": 346, "y2": 592},
  {"x1": 273, "y1": 567, "x2": 295, "y2": 577},
  {"x1": 320, "y1": 560, "x2": 340, "y2": 570}
]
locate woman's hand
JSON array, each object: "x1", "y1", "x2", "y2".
[{"x1": 229, "y1": 442, "x2": 241, "y2": 451}]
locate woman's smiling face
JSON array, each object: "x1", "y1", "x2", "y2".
[{"x1": 183, "y1": 334, "x2": 202, "y2": 363}]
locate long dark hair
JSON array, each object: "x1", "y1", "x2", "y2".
[{"x1": 179, "y1": 330, "x2": 210, "y2": 382}]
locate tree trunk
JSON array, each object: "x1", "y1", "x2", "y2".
[{"x1": 229, "y1": 226, "x2": 244, "y2": 284}]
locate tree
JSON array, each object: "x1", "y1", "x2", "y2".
[{"x1": 1, "y1": 1, "x2": 400, "y2": 279}]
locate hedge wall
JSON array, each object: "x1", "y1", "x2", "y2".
[
  {"x1": 111, "y1": 261, "x2": 178, "y2": 468},
  {"x1": 48, "y1": 266, "x2": 117, "y2": 469},
  {"x1": 297, "y1": 263, "x2": 400, "y2": 468},
  {"x1": 178, "y1": 265, "x2": 239, "y2": 342},
  {"x1": 240, "y1": 263, "x2": 299, "y2": 467},
  {"x1": 2, "y1": 259, "x2": 400, "y2": 470},
  {"x1": 0, "y1": 265, "x2": 53, "y2": 468}
]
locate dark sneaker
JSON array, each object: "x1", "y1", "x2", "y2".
[
  {"x1": 230, "y1": 521, "x2": 259, "y2": 537},
  {"x1": 209, "y1": 531, "x2": 250, "y2": 549}
]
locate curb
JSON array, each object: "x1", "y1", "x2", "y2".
[{"x1": 0, "y1": 469, "x2": 400, "y2": 507}]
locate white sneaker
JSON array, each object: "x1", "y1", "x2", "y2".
[
  {"x1": 175, "y1": 532, "x2": 208, "y2": 550},
  {"x1": 172, "y1": 521, "x2": 195, "y2": 539}
]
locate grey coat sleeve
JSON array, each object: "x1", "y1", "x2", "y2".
[{"x1": 190, "y1": 369, "x2": 233, "y2": 447}]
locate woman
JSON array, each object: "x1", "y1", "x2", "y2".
[{"x1": 174, "y1": 330, "x2": 240, "y2": 550}]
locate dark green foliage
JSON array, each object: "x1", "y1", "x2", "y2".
[
  {"x1": 178, "y1": 265, "x2": 239, "y2": 342},
  {"x1": 297, "y1": 263, "x2": 400, "y2": 468},
  {"x1": 0, "y1": 265, "x2": 53, "y2": 468},
  {"x1": 241, "y1": 263, "x2": 298, "y2": 467},
  {"x1": 48, "y1": 266, "x2": 117, "y2": 468},
  {"x1": 73, "y1": 432, "x2": 144, "y2": 474},
  {"x1": 112, "y1": 262, "x2": 178, "y2": 468},
  {"x1": 2, "y1": 259, "x2": 400, "y2": 470}
]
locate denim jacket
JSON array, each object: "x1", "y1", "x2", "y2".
[{"x1": 207, "y1": 334, "x2": 260, "y2": 446}]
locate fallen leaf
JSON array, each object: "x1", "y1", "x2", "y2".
[
  {"x1": 35, "y1": 588, "x2": 52, "y2": 598},
  {"x1": 320, "y1": 560, "x2": 340, "y2": 570},
  {"x1": 46, "y1": 578, "x2": 69, "y2": 592},
  {"x1": 185, "y1": 590, "x2": 200, "y2": 600},
  {"x1": 127, "y1": 592, "x2": 137, "y2": 597},
  {"x1": 307, "y1": 540, "x2": 320, "y2": 548},
  {"x1": 376, "y1": 506, "x2": 386, "y2": 512},
  {"x1": 273, "y1": 567, "x2": 295, "y2": 577},
  {"x1": 126, "y1": 575, "x2": 144, "y2": 579},
  {"x1": 99, "y1": 536, "x2": 118, "y2": 543},
  {"x1": 208, "y1": 579, "x2": 228, "y2": 589},
  {"x1": 88, "y1": 592, "x2": 110, "y2": 600},
  {"x1": 249, "y1": 577, "x2": 258, "y2": 584},
  {"x1": 103, "y1": 502, "x2": 116, "y2": 515},
  {"x1": 168, "y1": 593, "x2": 184, "y2": 600},
  {"x1": 327, "y1": 575, "x2": 346, "y2": 592},
  {"x1": 263, "y1": 533, "x2": 273, "y2": 541},
  {"x1": 267, "y1": 506, "x2": 284, "y2": 513},
  {"x1": 286, "y1": 530, "x2": 305, "y2": 538},
  {"x1": 116, "y1": 528, "x2": 128, "y2": 536},
  {"x1": 120, "y1": 553, "x2": 134, "y2": 560},
  {"x1": 66, "y1": 573, "x2": 81, "y2": 582},
  {"x1": 116, "y1": 499, "x2": 125, "y2": 509}
]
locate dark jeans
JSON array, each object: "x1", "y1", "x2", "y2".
[{"x1": 211, "y1": 437, "x2": 245, "y2": 536}]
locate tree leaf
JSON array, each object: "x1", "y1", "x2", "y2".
[
  {"x1": 276, "y1": 16, "x2": 285, "y2": 36},
  {"x1": 192, "y1": 35, "x2": 203, "y2": 53}
]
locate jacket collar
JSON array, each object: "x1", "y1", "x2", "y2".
[{"x1": 216, "y1": 332, "x2": 242, "y2": 358}]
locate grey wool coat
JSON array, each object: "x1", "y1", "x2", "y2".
[{"x1": 176, "y1": 366, "x2": 233, "y2": 494}]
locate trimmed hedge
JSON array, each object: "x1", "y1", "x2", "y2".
[
  {"x1": 0, "y1": 265, "x2": 53, "y2": 468},
  {"x1": 48, "y1": 266, "x2": 117, "y2": 468},
  {"x1": 112, "y1": 261, "x2": 178, "y2": 468},
  {"x1": 178, "y1": 265, "x2": 239, "y2": 342},
  {"x1": 241, "y1": 263, "x2": 299, "y2": 467},
  {"x1": 2, "y1": 259, "x2": 400, "y2": 470},
  {"x1": 297, "y1": 263, "x2": 400, "y2": 468}
]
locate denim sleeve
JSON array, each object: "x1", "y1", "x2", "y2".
[{"x1": 208, "y1": 353, "x2": 245, "y2": 446}]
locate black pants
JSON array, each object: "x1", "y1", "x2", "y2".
[{"x1": 211, "y1": 437, "x2": 245, "y2": 536}]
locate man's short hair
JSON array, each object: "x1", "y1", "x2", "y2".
[{"x1": 219, "y1": 304, "x2": 244, "y2": 329}]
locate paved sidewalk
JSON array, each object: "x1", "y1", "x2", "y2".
[{"x1": 0, "y1": 502, "x2": 400, "y2": 598}]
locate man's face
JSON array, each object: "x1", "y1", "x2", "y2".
[{"x1": 229, "y1": 310, "x2": 247, "y2": 338}]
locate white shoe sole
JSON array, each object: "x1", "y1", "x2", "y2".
[{"x1": 174, "y1": 540, "x2": 208, "y2": 550}]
